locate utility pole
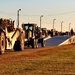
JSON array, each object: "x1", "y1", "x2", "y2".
[
  {"x1": 40, "y1": 15, "x2": 43, "y2": 28},
  {"x1": 53, "y1": 19, "x2": 56, "y2": 31},
  {"x1": 53, "y1": 19, "x2": 56, "y2": 36},
  {"x1": 61, "y1": 21, "x2": 63, "y2": 33},
  {"x1": 69, "y1": 23, "x2": 71, "y2": 32},
  {"x1": 17, "y1": 9, "x2": 21, "y2": 28}
]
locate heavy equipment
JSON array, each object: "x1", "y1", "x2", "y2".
[
  {"x1": 41, "y1": 28, "x2": 48, "y2": 37},
  {"x1": 0, "y1": 18, "x2": 25, "y2": 54},
  {"x1": 22, "y1": 23, "x2": 45, "y2": 48}
]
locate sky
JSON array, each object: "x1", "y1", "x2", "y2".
[{"x1": 0, "y1": 0, "x2": 75, "y2": 32}]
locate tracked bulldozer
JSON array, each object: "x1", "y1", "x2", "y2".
[{"x1": 0, "y1": 18, "x2": 25, "y2": 54}]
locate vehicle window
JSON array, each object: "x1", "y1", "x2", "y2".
[
  {"x1": 29, "y1": 26, "x2": 32, "y2": 30},
  {"x1": 25, "y1": 26, "x2": 28, "y2": 30}
]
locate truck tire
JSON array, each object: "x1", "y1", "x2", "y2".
[
  {"x1": 0, "y1": 31, "x2": 5, "y2": 54},
  {"x1": 41, "y1": 38, "x2": 45, "y2": 47},
  {"x1": 32, "y1": 39, "x2": 38, "y2": 48},
  {"x1": 14, "y1": 40, "x2": 21, "y2": 51},
  {"x1": 14, "y1": 32, "x2": 25, "y2": 51}
]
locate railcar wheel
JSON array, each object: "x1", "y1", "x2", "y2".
[{"x1": 0, "y1": 31, "x2": 6, "y2": 54}]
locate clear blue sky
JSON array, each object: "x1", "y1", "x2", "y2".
[{"x1": 0, "y1": 0, "x2": 75, "y2": 32}]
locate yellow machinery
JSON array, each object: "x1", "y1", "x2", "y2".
[
  {"x1": 22, "y1": 23, "x2": 45, "y2": 48},
  {"x1": 0, "y1": 18, "x2": 25, "y2": 54}
]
